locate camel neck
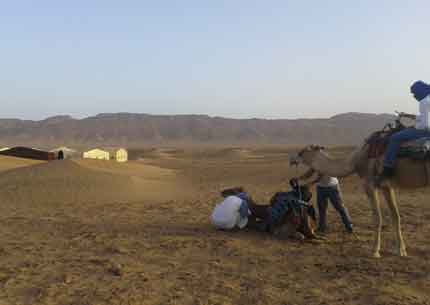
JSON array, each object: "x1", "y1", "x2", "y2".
[{"x1": 310, "y1": 150, "x2": 359, "y2": 178}]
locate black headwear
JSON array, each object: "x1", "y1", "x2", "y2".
[{"x1": 289, "y1": 178, "x2": 312, "y2": 202}]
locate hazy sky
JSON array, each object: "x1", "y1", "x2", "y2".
[{"x1": 1, "y1": 0, "x2": 429, "y2": 120}]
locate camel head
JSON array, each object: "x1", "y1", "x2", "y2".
[{"x1": 289, "y1": 145, "x2": 325, "y2": 167}]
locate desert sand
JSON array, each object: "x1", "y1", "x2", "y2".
[{"x1": 0, "y1": 147, "x2": 429, "y2": 305}]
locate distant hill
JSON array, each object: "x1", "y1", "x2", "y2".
[{"x1": 0, "y1": 112, "x2": 395, "y2": 147}]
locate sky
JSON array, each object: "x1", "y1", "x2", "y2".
[{"x1": 1, "y1": 0, "x2": 429, "y2": 120}]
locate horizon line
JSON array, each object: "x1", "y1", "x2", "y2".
[{"x1": 0, "y1": 111, "x2": 394, "y2": 122}]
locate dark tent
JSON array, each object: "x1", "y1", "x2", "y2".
[{"x1": 0, "y1": 147, "x2": 56, "y2": 161}]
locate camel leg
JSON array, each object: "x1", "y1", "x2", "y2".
[
  {"x1": 364, "y1": 183, "x2": 383, "y2": 258},
  {"x1": 381, "y1": 186, "x2": 407, "y2": 257}
]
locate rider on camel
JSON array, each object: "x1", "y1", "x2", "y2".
[{"x1": 377, "y1": 80, "x2": 430, "y2": 183}]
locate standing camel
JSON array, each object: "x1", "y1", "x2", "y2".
[{"x1": 290, "y1": 140, "x2": 430, "y2": 258}]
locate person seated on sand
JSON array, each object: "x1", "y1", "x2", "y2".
[
  {"x1": 211, "y1": 187, "x2": 252, "y2": 230},
  {"x1": 211, "y1": 183, "x2": 316, "y2": 239},
  {"x1": 297, "y1": 169, "x2": 353, "y2": 234},
  {"x1": 376, "y1": 80, "x2": 430, "y2": 183}
]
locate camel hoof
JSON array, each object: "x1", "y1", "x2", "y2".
[
  {"x1": 372, "y1": 252, "x2": 381, "y2": 258},
  {"x1": 395, "y1": 248, "x2": 408, "y2": 257},
  {"x1": 292, "y1": 232, "x2": 305, "y2": 241}
]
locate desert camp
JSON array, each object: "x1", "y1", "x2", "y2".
[
  {"x1": 115, "y1": 148, "x2": 128, "y2": 162},
  {"x1": 82, "y1": 148, "x2": 110, "y2": 160},
  {"x1": 81, "y1": 148, "x2": 129, "y2": 162}
]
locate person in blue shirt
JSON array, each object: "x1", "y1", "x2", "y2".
[{"x1": 377, "y1": 80, "x2": 430, "y2": 183}]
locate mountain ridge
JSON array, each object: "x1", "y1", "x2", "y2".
[{"x1": 0, "y1": 112, "x2": 395, "y2": 147}]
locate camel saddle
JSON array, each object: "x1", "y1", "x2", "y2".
[
  {"x1": 398, "y1": 137, "x2": 430, "y2": 159},
  {"x1": 367, "y1": 131, "x2": 430, "y2": 160},
  {"x1": 367, "y1": 131, "x2": 430, "y2": 186}
]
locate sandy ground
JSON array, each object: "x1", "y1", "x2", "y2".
[
  {"x1": 0, "y1": 155, "x2": 42, "y2": 172},
  {"x1": 0, "y1": 148, "x2": 430, "y2": 305}
]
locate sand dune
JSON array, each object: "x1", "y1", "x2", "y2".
[
  {"x1": 76, "y1": 158, "x2": 176, "y2": 180},
  {"x1": 154, "y1": 148, "x2": 184, "y2": 158},
  {"x1": 0, "y1": 159, "x2": 187, "y2": 206},
  {"x1": 0, "y1": 155, "x2": 43, "y2": 172},
  {"x1": 186, "y1": 147, "x2": 255, "y2": 160}
]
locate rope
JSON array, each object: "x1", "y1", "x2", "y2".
[{"x1": 293, "y1": 164, "x2": 302, "y2": 201}]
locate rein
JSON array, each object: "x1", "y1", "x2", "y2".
[{"x1": 293, "y1": 164, "x2": 302, "y2": 201}]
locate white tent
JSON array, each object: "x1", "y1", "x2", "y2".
[
  {"x1": 83, "y1": 148, "x2": 110, "y2": 160},
  {"x1": 115, "y1": 148, "x2": 128, "y2": 162},
  {"x1": 50, "y1": 146, "x2": 79, "y2": 159}
]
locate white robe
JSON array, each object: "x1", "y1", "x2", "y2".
[
  {"x1": 416, "y1": 95, "x2": 430, "y2": 130},
  {"x1": 211, "y1": 196, "x2": 248, "y2": 230}
]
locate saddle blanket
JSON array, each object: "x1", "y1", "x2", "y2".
[{"x1": 368, "y1": 134, "x2": 430, "y2": 160}]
